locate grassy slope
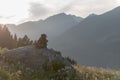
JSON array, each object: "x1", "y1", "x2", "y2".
[
  {"x1": 0, "y1": 47, "x2": 78, "y2": 80},
  {"x1": 73, "y1": 65, "x2": 120, "y2": 80},
  {"x1": 0, "y1": 48, "x2": 120, "y2": 80}
]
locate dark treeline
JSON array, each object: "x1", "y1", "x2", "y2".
[{"x1": 0, "y1": 25, "x2": 33, "y2": 49}]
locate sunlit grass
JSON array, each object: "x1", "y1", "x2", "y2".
[
  {"x1": 73, "y1": 64, "x2": 120, "y2": 80},
  {"x1": 0, "y1": 47, "x2": 8, "y2": 55}
]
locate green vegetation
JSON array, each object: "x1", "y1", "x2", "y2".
[
  {"x1": 0, "y1": 69, "x2": 10, "y2": 80},
  {"x1": 113, "y1": 73, "x2": 120, "y2": 80},
  {"x1": 17, "y1": 35, "x2": 33, "y2": 47},
  {"x1": 43, "y1": 60, "x2": 65, "y2": 72},
  {"x1": 0, "y1": 48, "x2": 120, "y2": 80},
  {"x1": 35, "y1": 34, "x2": 48, "y2": 49},
  {"x1": 65, "y1": 57, "x2": 77, "y2": 65},
  {"x1": 0, "y1": 60, "x2": 119, "y2": 80},
  {"x1": 0, "y1": 47, "x2": 8, "y2": 55},
  {"x1": 0, "y1": 57, "x2": 79, "y2": 80}
]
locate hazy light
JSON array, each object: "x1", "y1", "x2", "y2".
[
  {"x1": 117, "y1": 0, "x2": 120, "y2": 5},
  {"x1": 0, "y1": 0, "x2": 119, "y2": 24}
]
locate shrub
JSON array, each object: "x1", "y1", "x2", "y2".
[
  {"x1": 0, "y1": 69, "x2": 10, "y2": 80},
  {"x1": 0, "y1": 47, "x2": 8, "y2": 55},
  {"x1": 113, "y1": 73, "x2": 120, "y2": 80},
  {"x1": 65, "y1": 57, "x2": 77, "y2": 65},
  {"x1": 43, "y1": 60, "x2": 65, "y2": 72},
  {"x1": 51, "y1": 60, "x2": 65, "y2": 72}
]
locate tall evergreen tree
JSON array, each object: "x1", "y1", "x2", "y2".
[
  {"x1": 0, "y1": 25, "x2": 14, "y2": 49},
  {"x1": 35, "y1": 34, "x2": 48, "y2": 49},
  {"x1": 22, "y1": 35, "x2": 30, "y2": 46},
  {"x1": 0, "y1": 25, "x2": 33, "y2": 49},
  {"x1": 14, "y1": 34, "x2": 17, "y2": 41},
  {"x1": 13, "y1": 34, "x2": 18, "y2": 48},
  {"x1": 17, "y1": 35, "x2": 33, "y2": 47}
]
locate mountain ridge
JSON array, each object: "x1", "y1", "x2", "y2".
[
  {"x1": 50, "y1": 6, "x2": 120, "y2": 68},
  {"x1": 7, "y1": 13, "x2": 83, "y2": 40}
]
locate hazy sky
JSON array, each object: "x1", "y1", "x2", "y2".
[{"x1": 0, "y1": 0, "x2": 120, "y2": 24}]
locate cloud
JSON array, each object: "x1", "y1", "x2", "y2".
[
  {"x1": 28, "y1": 2, "x2": 49, "y2": 20},
  {"x1": 57, "y1": 0, "x2": 118, "y2": 17},
  {"x1": 27, "y1": 0, "x2": 119, "y2": 20},
  {"x1": 79, "y1": 0, "x2": 117, "y2": 16},
  {"x1": 58, "y1": 0, "x2": 75, "y2": 12},
  {"x1": 0, "y1": 15, "x2": 15, "y2": 19}
]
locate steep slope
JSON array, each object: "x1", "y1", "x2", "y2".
[
  {"x1": 7, "y1": 13, "x2": 83, "y2": 40},
  {"x1": 51, "y1": 6, "x2": 120, "y2": 68}
]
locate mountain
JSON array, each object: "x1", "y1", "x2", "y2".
[
  {"x1": 7, "y1": 13, "x2": 83, "y2": 41},
  {"x1": 50, "y1": 6, "x2": 120, "y2": 68}
]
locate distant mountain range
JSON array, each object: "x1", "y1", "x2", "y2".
[
  {"x1": 7, "y1": 13, "x2": 83, "y2": 41},
  {"x1": 6, "y1": 6, "x2": 120, "y2": 68},
  {"x1": 51, "y1": 6, "x2": 120, "y2": 68}
]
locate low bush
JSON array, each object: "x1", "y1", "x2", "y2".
[{"x1": 43, "y1": 60, "x2": 65, "y2": 72}]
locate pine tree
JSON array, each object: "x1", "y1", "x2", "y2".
[
  {"x1": 22, "y1": 35, "x2": 30, "y2": 46},
  {"x1": 17, "y1": 35, "x2": 33, "y2": 47},
  {"x1": 0, "y1": 25, "x2": 34, "y2": 49},
  {"x1": 0, "y1": 25, "x2": 14, "y2": 49},
  {"x1": 14, "y1": 34, "x2": 17, "y2": 41},
  {"x1": 35, "y1": 34, "x2": 48, "y2": 49},
  {"x1": 13, "y1": 34, "x2": 18, "y2": 48}
]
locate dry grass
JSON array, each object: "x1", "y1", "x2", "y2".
[
  {"x1": 73, "y1": 64, "x2": 120, "y2": 80},
  {"x1": 0, "y1": 47, "x2": 8, "y2": 55}
]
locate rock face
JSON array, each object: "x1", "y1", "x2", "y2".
[{"x1": 3, "y1": 45, "x2": 72, "y2": 69}]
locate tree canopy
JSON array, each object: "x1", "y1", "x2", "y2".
[
  {"x1": 35, "y1": 34, "x2": 48, "y2": 49},
  {"x1": 0, "y1": 25, "x2": 33, "y2": 49}
]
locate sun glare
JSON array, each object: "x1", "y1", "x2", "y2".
[
  {"x1": 116, "y1": 0, "x2": 120, "y2": 5},
  {"x1": 0, "y1": 0, "x2": 119, "y2": 24},
  {"x1": 0, "y1": 0, "x2": 29, "y2": 24}
]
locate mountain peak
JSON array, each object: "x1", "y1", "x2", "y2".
[
  {"x1": 112, "y1": 6, "x2": 120, "y2": 11},
  {"x1": 57, "y1": 13, "x2": 67, "y2": 16},
  {"x1": 89, "y1": 13, "x2": 97, "y2": 17},
  {"x1": 86, "y1": 13, "x2": 97, "y2": 18},
  {"x1": 45, "y1": 13, "x2": 83, "y2": 22},
  {"x1": 46, "y1": 13, "x2": 67, "y2": 19},
  {"x1": 101, "y1": 6, "x2": 120, "y2": 16}
]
